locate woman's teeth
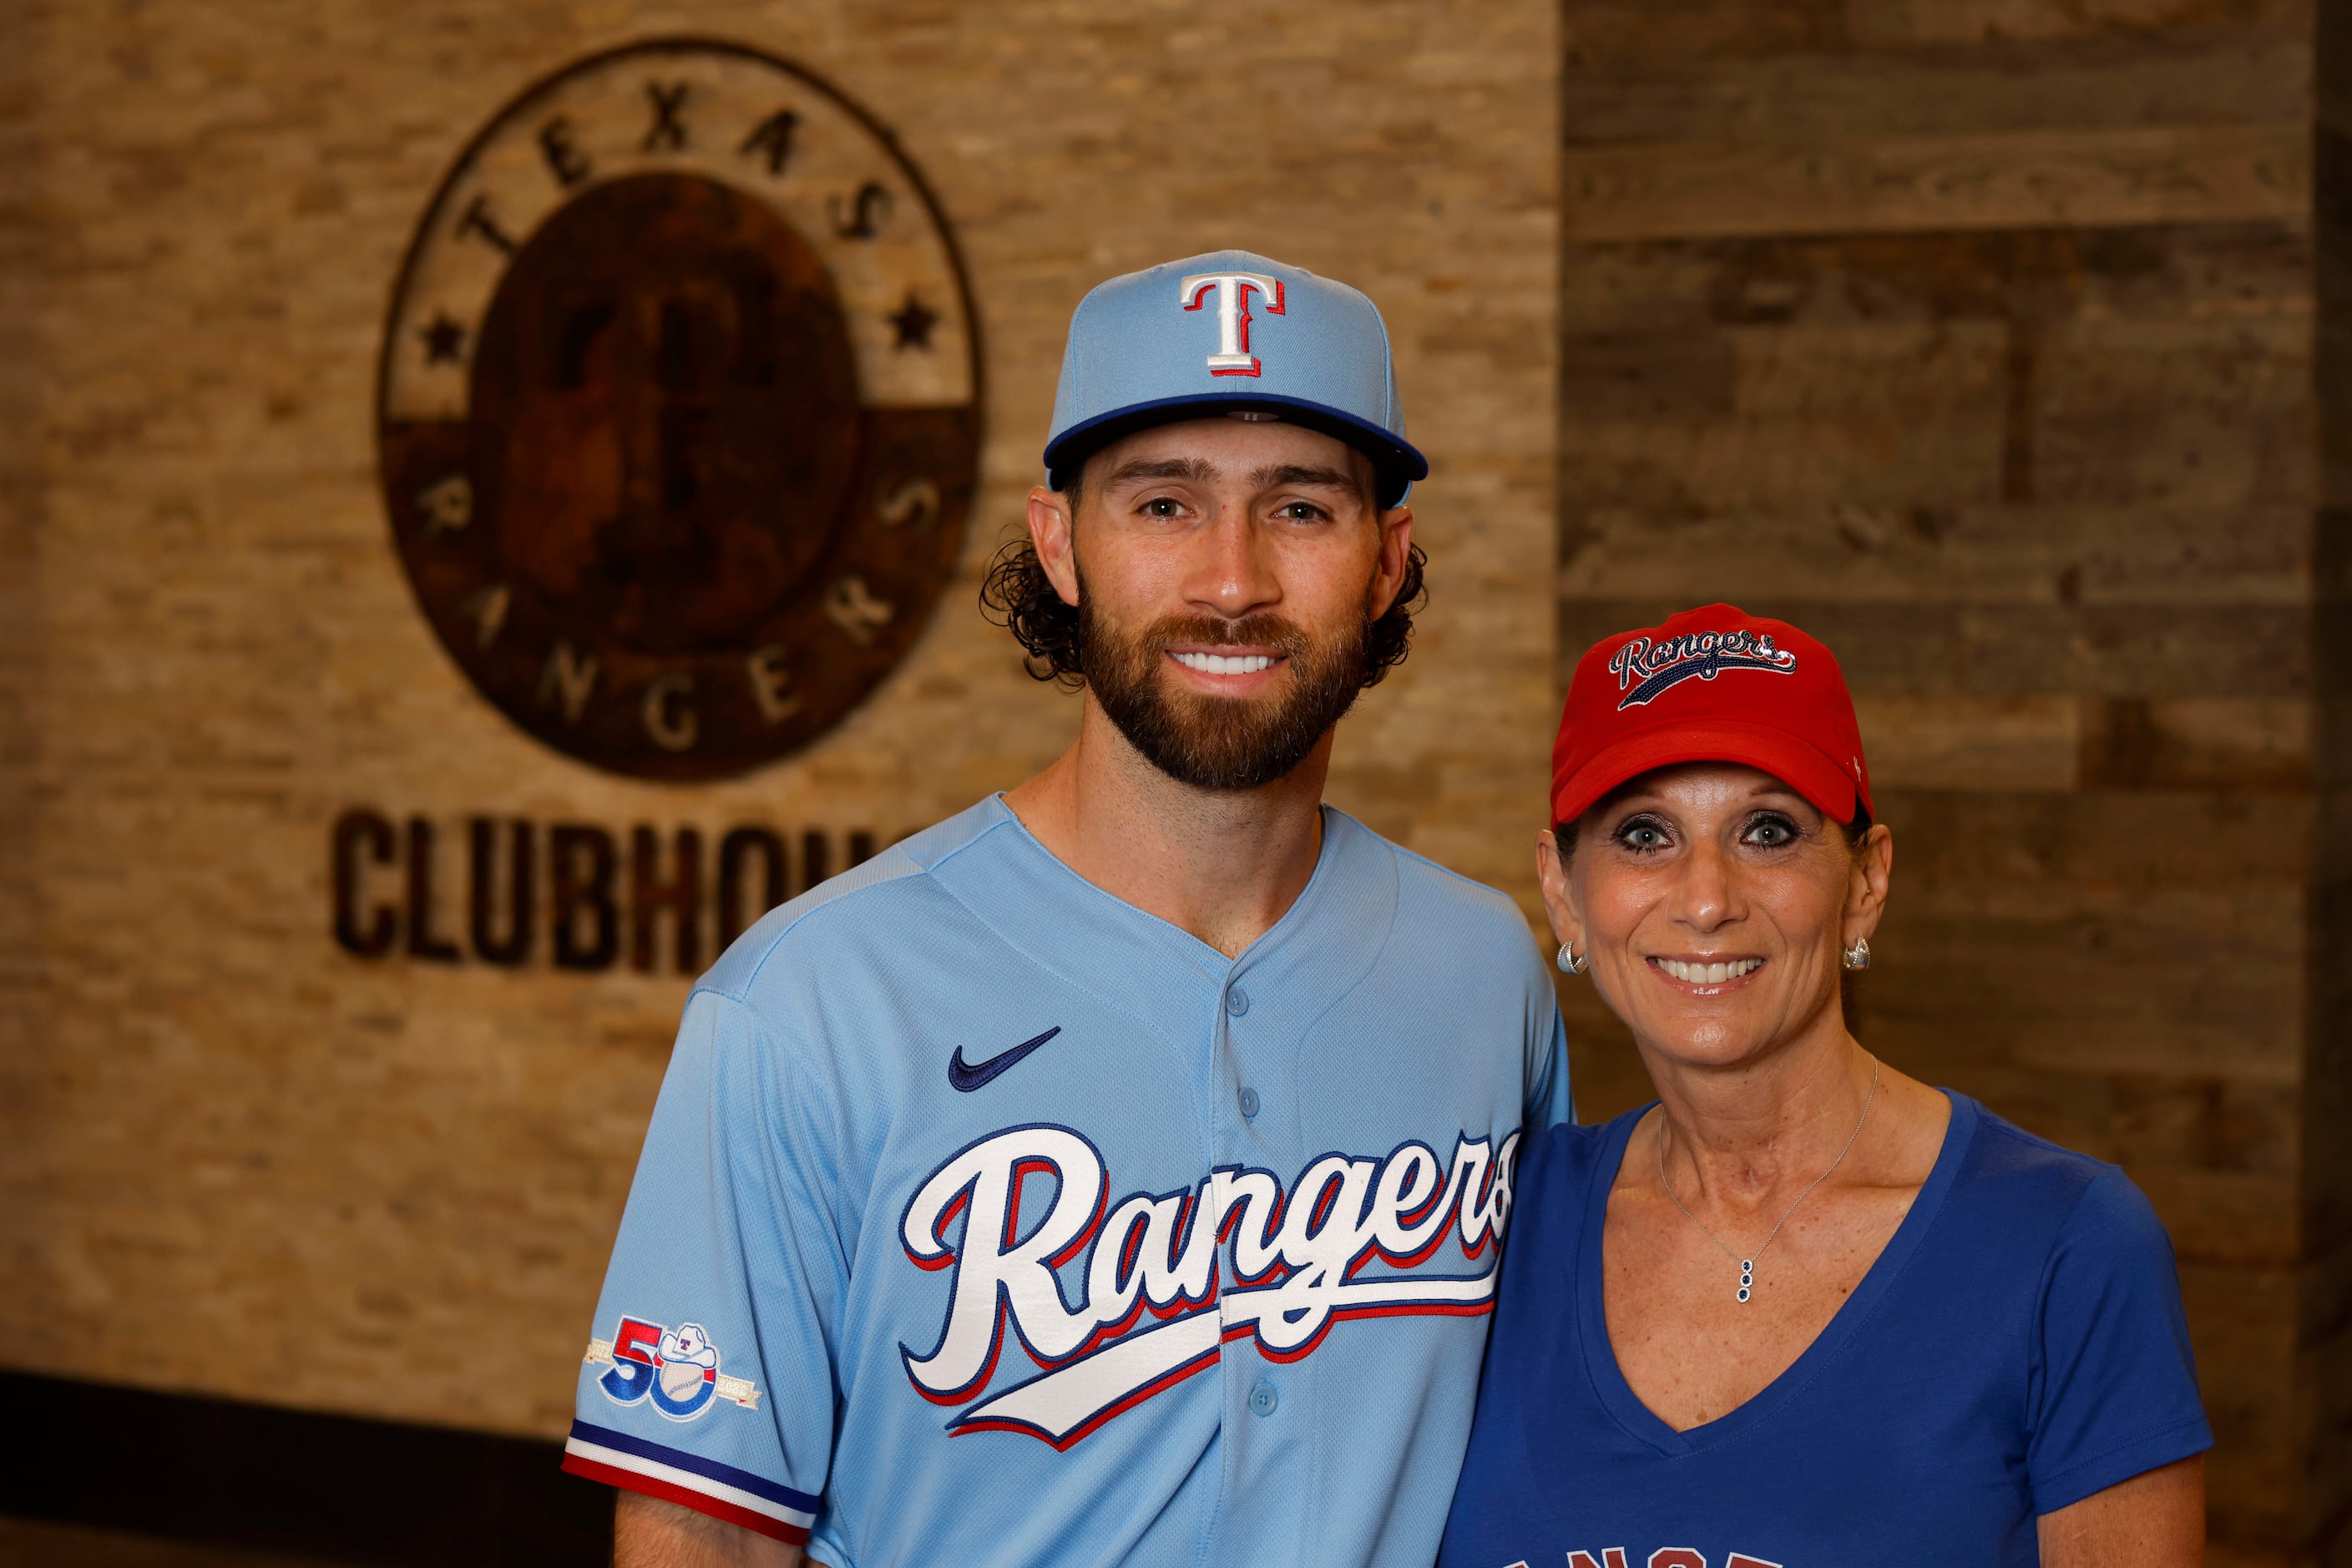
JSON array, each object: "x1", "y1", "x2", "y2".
[
  {"x1": 1657, "y1": 958, "x2": 1763, "y2": 984},
  {"x1": 1173, "y1": 652, "x2": 1273, "y2": 675}
]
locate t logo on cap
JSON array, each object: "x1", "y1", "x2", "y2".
[
  {"x1": 1042, "y1": 250, "x2": 1427, "y2": 505},
  {"x1": 1180, "y1": 271, "x2": 1285, "y2": 377}
]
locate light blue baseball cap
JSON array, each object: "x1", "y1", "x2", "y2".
[{"x1": 1043, "y1": 250, "x2": 1429, "y2": 507}]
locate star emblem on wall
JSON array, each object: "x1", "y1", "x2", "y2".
[
  {"x1": 419, "y1": 313, "x2": 467, "y2": 365},
  {"x1": 887, "y1": 291, "x2": 937, "y2": 352}
]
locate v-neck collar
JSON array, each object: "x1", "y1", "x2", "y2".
[
  {"x1": 921, "y1": 794, "x2": 1386, "y2": 1043},
  {"x1": 1576, "y1": 1090, "x2": 1976, "y2": 1455}
]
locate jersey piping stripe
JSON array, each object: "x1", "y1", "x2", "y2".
[
  {"x1": 565, "y1": 1419, "x2": 818, "y2": 1513},
  {"x1": 561, "y1": 1438, "x2": 817, "y2": 1541}
]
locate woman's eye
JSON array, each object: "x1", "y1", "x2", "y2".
[
  {"x1": 1616, "y1": 822, "x2": 1670, "y2": 852},
  {"x1": 1744, "y1": 817, "x2": 1797, "y2": 847}
]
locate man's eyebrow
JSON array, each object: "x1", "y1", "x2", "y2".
[
  {"x1": 1253, "y1": 463, "x2": 1365, "y2": 493},
  {"x1": 1100, "y1": 457, "x2": 1217, "y2": 488}
]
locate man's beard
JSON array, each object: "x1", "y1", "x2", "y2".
[{"x1": 1079, "y1": 593, "x2": 1372, "y2": 792}]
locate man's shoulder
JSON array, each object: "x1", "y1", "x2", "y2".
[
  {"x1": 1331, "y1": 810, "x2": 1545, "y2": 971},
  {"x1": 695, "y1": 797, "x2": 1014, "y2": 1008}
]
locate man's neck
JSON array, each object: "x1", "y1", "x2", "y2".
[{"x1": 1003, "y1": 699, "x2": 1331, "y2": 959}]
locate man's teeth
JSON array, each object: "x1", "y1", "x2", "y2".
[
  {"x1": 1173, "y1": 652, "x2": 1273, "y2": 675},
  {"x1": 1657, "y1": 958, "x2": 1763, "y2": 984}
]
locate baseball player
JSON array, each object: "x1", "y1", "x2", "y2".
[{"x1": 562, "y1": 250, "x2": 1570, "y2": 1567}]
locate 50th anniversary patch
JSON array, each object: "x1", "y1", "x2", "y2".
[{"x1": 377, "y1": 39, "x2": 981, "y2": 780}]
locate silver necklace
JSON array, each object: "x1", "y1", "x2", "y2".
[{"x1": 1657, "y1": 1056, "x2": 1880, "y2": 1304}]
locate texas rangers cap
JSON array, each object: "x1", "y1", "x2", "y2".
[
  {"x1": 1550, "y1": 604, "x2": 1874, "y2": 828},
  {"x1": 1043, "y1": 249, "x2": 1429, "y2": 507}
]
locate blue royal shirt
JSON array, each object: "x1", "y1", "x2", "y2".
[
  {"x1": 1439, "y1": 1093, "x2": 2212, "y2": 1568},
  {"x1": 564, "y1": 795, "x2": 1571, "y2": 1567}
]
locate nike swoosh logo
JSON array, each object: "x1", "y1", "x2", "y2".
[{"x1": 949, "y1": 1027, "x2": 1062, "y2": 1093}]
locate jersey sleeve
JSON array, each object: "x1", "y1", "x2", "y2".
[
  {"x1": 2024, "y1": 1166, "x2": 2214, "y2": 1515},
  {"x1": 1526, "y1": 999, "x2": 1572, "y2": 1130},
  {"x1": 561, "y1": 989, "x2": 846, "y2": 1546}
]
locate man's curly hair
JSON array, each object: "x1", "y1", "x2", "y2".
[{"x1": 979, "y1": 522, "x2": 1429, "y2": 691}]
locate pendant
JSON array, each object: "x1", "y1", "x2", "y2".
[{"x1": 1737, "y1": 1260, "x2": 1753, "y2": 1304}]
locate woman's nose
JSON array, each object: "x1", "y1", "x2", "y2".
[{"x1": 1671, "y1": 838, "x2": 1736, "y2": 931}]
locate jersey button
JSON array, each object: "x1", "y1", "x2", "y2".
[
  {"x1": 1248, "y1": 1380, "x2": 1278, "y2": 1418},
  {"x1": 1238, "y1": 1086, "x2": 1261, "y2": 1120},
  {"x1": 1225, "y1": 986, "x2": 1250, "y2": 1017}
]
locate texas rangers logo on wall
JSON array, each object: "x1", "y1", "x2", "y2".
[{"x1": 377, "y1": 38, "x2": 981, "y2": 779}]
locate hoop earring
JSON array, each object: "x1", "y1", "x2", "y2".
[
  {"x1": 1842, "y1": 937, "x2": 1872, "y2": 971},
  {"x1": 1556, "y1": 940, "x2": 1588, "y2": 976}
]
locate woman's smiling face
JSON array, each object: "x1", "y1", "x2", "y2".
[{"x1": 1539, "y1": 762, "x2": 1892, "y2": 1072}]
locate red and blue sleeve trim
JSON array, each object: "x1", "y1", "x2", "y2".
[{"x1": 561, "y1": 1419, "x2": 817, "y2": 1545}]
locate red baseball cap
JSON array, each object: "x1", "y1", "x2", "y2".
[{"x1": 1550, "y1": 604, "x2": 1873, "y2": 828}]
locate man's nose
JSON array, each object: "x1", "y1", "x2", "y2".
[{"x1": 1186, "y1": 507, "x2": 1281, "y2": 622}]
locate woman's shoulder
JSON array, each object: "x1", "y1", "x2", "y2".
[
  {"x1": 1516, "y1": 1104, "x2": 1647, "y2": 1191},
  {"x1": 1499, "y1": 1111, "x2": 1638, "y2": 1264},
  {"x1": 1939, "y1": 1100, "x2": 2208, "y2": 1502},
  {"x1": 1957, "y1": 1095, "x2": 2124, "y2": 1191},
  {"x1": 1945, "y1": 1095, "x2": 2174, "y2": 1262}
]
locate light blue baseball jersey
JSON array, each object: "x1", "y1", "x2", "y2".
[{"x1": 564, "y1": 794, "x2": 1569, "y2": 1567}]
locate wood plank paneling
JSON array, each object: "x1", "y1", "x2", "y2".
[
  {"x1": 0, "y1": 0, "x2": 47, "y2": 1323},
  {"x1": 2035, "y1": 314, "x2": 2313, "y2": 507},
  {"x1": 1560, "y1": 0, "x2": 2311, "y2": 60},
  {"x1": 1562, "y1": 504, "x2": 2309, "y2": 605},
  {"x1": 2311, "y1": 14, "x2": 2352, "y2": 1559},
  {"x1": 1853, "y1": 0, "x2": 2312, "y2": 46},
  {"x1": 2183, "y1": 1260, "x2": 2303, "y2": 1548},
  {"x1": 1561, "y1": 1, "x2": 2330, "y2": 1548},
  {"x1": 1562, "y1": 124, "x2": 2306, "y2": 242},
  {"x1": 2079, "y1": 697, "x2": 2312, "y2": 789},
  {"x1": 1855, "y1": 695, "x2": 2081, "y2": 790},
  {"x1": 1562, "y1": 224, "x2": 2315, "y2": 332},
  {"x1": 1563, "y1": 33, "x2": 2309, "y2": 144}
]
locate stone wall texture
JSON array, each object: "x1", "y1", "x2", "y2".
[{"x1": 0, "y1": 0, "x2": 1560, "y2": 1439}]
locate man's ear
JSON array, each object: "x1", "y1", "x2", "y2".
[
  {"x1": 1025, "y1": 485, "x2": 1081, "y2": 609},
  {"x1": 1368, "y1": 504, "x2": 1414, "y2": 620}
]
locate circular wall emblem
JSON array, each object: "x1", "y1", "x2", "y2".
[{"x1": 378, "y1": 39, "x2": 980, "y2": 780}]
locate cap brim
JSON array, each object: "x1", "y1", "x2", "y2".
[
  {"x1": 1550, "y1": 718, "x2": 1863, "y2": 828},
  {"x1": 1043, "y1": 392, "x2": 1428, "y2": 508}
]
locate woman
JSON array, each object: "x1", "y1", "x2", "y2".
[{"x1": 1440, "y1": 605, "x2": 2210, "y2": 1567}]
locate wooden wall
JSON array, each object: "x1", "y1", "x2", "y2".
[
  {"x1": 1554, "y1": 3, "x2": 2339, "y2": 1560},
  {"x1": 2312, "y1": 5, "x2": 2352, "y2": 1560},
  {"x1": 0, "y1": 10, "x2": 47, "y2": 1323}
]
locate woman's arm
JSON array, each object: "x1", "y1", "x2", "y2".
[{"x1": 2036, "y1": 1456, "x2": 2203, "y2": 1568}]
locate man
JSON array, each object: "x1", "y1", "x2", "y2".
[{"x1": 562, "y1": 250, "x2": 1569, "y2": 1567}]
